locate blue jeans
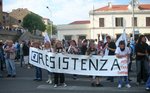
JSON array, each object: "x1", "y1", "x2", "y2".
[
  {"x1": 136, "y1": 59, "x2": 148, "y2": 83},
  {"x1": 118, "y1": 76, "x2": 129, "y2": 85},
  {"x1": 35, "y1": 67, "x2": 42, "y2": 80},
  {"x1": 5, "y1": 58, "x2": 16, "y2": 76},
  {"x1": 20, "y1": 55, "x2": 24, "y2": 67}
]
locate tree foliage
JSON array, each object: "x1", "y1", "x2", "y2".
[
  {"x1": 23, "y1": 13, "x2": 46, "y2": 33},
  {"x1": 46, "y1": 24, "x2": 57, "y2": 35}
]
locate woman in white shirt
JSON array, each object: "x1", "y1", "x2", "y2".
[
  {"x1": 115, "y1": 41, "x2": 131, "y2": 88},
  {"x1": 43, "y1": 41, "x2": 54, "y2": 84}
]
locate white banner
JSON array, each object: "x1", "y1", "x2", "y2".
[{"x1": 29, "y1": 47, "x2": 128, "y2": 76}]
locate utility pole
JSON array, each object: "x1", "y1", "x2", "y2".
[
  {"x1": 92, "y1": 5, "x2": 95, "y2": 40},
  {"x1": 46, "y1": 6, "x2": 53, "y2": 38},
  {"x1": 132, "y1": 0, "x2": 135, "y2": 40}
]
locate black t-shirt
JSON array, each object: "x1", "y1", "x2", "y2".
[
  {"x1": 135, "y1": 42, "x2": 148, "y2": 60},
  {"x1": 56, "y1": 47, "x2": 63, "y2": 53},
  {"x1": 23, "y1": 44, "x2": 29, "y2": 56},
  {"x1": 147, "y1": 45, "x2": 150, "y2": 55},
  {"x1": 104, "y1": 41, "x2": 116, "y2": 55},
  {"x1": 80, "y1": 45, "x2": 87, "y2": 55}
]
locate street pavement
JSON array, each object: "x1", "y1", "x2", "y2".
[{"x1": 0, "y1": 61, "x2": 149, "y2": 93}]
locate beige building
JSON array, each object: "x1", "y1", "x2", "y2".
[
  {"x1": 9, "y1": 8, "x2": 31, "y2": 28},
  {"x1": 1, "y1": 8, "x2": 31, "y2": 30},
  {"x1": 57, "y1": 2, "x2": 150, "y2": 41},
  {"x1": 3, "y1": 12, "x2": 10, "y2": 28},
  {"x1": 9, "y1": 8, "x2": 30, "y2": 24},
  {"x1": 57, "y1": 20, "x2": 91, "y2": 41},
  {"x1": 0, "y1": 8, "x2": 31, "y2": 30},
  {"x1": 43, "y1": 18, "x2": 52, "y2": 25}
]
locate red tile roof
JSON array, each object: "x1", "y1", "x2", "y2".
[
  {"x1": 95, "y1": 4, "x2": 150, "y2": 11},
  {"x1": 70, "y1": 20, "x2": 90, "y2": 24},
  {"x1": 139, "y1": 4, "x2": 150, "y2": 10}
]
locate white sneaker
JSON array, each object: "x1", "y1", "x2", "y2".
[
  {"x1": 146, "y1": 87, "x2": 150, "y2": 91},
  {"x1": 54, "y1": 84, "x2": 58, "y2": 88},
  {"x1": 46, "y1": 79, "x2": 52, "y2": 84},
  {"x1": 126, "y1": 84, "x2": 131, "y2": 88},
  {"x1": 48, "y1": 80, "x2": 52, "y2": 84},
  {"x1": 27, "y1": 66, "x2": 31, "y2": 69},
  {"x1": 62, "y1": 83, "x2": 67, "y2": 87},
  {"x1": 118, "y1": 84, "x2": 122, "y2": 88},
  {"x1": 46, "y1": 79, "x2": 50, "y2": 83}
]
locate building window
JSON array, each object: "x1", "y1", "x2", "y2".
[
  {"x1": 146, "y1": 17, "x2": 150, "y2": 26},
  {"x1": 3, "y1": 16, "x2": 5, "y2": 20},
  {"x1": 99, "y1": 18, "x2": 104, "y2": 27},
  {"x1": 18, "y1": 20, "x2": 21, "y2": 23},
  {"x1": 115, "y1": 17, "x2": 123, "y2": 27},
  {"x1": 64, "y1": 35, "x2": 72, "y2": 40},
  {"x1": 79, "y1": 35, "x2": 86, "y2": 40},
  {"x1": 132, "y1": 17, "x2": 137, "y2": 27},
  {"x1": 116, "y1": 34, "x2": 121, "y2": 40}
]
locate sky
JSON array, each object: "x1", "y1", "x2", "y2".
[{"x1": 3, "y1": 0, "x2": 150, "y2": 25}]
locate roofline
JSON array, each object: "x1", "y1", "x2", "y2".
[
  {"x1": 94, "y1": 4, "x2": 150, "y2": 12},
  {"x1": 69, "y1": 20, "x2": 90, "y2": 25},
  {"x1": 89, "y1": 10, "x2": 150, "y2": 15}
]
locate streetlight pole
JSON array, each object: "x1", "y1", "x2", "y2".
[
  {"x1": 132, "y1": 0, "x2": 135, "y2": 40},
  {"x1": 46, "y1": 6, "x2": 53, "y2": 38}
]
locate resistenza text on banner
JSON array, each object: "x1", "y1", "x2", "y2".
[{"x1": 29, "y1": 47, "x2": 128, "y2": 76}]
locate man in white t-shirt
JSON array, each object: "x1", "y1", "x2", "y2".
[{"x1": 115, "y1": 40, "x2": 131, "y2": 88}]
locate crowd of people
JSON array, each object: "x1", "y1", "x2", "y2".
[{"x1": 0, "y1": 35, "x2": 150, "y2": 91}]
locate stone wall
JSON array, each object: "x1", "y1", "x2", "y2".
[{"x1": 0, "y1": 30, "x2": 20, "y2": 42}]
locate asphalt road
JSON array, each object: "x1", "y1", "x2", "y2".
[{"x1": 0, "y1": 62, "x2": 149, "y2": 93}]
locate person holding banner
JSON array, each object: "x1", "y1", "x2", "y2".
[
  {"x1": 86, "y1": 40, "x2": 103, "y2": 87},
  {"x1": 43, "y1": 41, "x2": 54, "y2": 84},
  {"x1": 67, "y1": 40, "x2": 79, "y2": 54},
  {"x1": 53, "y1": 40, "x2": 67, "y2": 88},
  {"x1": 103, "y1": 36, "x2": 116, "y2": 82},
  {"x1": 80, "y1": 39, "x2": 88, "y2": 55},
  {"x1": 97, "y1": 41, "x2": 104, "y2": 56},
  {"x1": 135, "y1": 35, "x2": 149, "y2": 85},
  {"x1": 33, "y1": 41, "x2": 42, "y2": 81},
  {"x1": 67, "y1": 40, "x2": 79, "y2": 80},
  {"x1": 115, "y1": 40, "x2": 131, "y2": 88}
]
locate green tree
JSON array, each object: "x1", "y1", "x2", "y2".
[
  {"x1": 52, "y1": 25, "x2": 57, "y2": 35},
  {"x1": 23, "y1": 13, "x2": 46, "y2": 33},
  {"x1": 46, "y1": 24, "x2": 57, "y2": 36},
  {"x1": 46, "y1": 24, "x2": 51, "y2": 35}
]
